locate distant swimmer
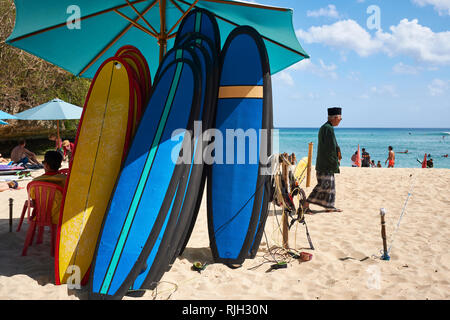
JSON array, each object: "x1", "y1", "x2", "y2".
[
  {"x1": 398, "y1": 150, "x2": 409, "y2": 154},
  {"x1": 443, "y1": 154, "x2": 449, "y2": 158}
]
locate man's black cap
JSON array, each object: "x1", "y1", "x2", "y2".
[{"x1": 328, "y1": 107, "x2": 342, "y2": 116}]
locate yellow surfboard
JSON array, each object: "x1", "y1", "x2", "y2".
[
  {"x1": 55, "y1": 58, "x2": 134, "y2": 285},
  {"x1": 294, "y1": 157, "x2": 309, "y2": 185}
]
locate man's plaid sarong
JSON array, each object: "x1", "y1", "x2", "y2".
[{"x1": 307, "y1": 172, "x2": 336, "y2": 209}]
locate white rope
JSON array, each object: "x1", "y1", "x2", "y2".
[{"x1": 386, "y1": 172, "x2": 418, "y2": 255}]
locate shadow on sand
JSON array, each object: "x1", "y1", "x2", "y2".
[{"x1": 0, "y1": 218, "x2": 88, "y2": 299}]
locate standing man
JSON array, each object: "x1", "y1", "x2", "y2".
[
  {"x1": 304, "y1": 107, "x2": 343, "y2": 214},
  {"x1": 361, "y1": 148, "x2": 371, "y2": 167},
  {"x1": 385, "y1": 146, "x2": 395, "y2": 168}
]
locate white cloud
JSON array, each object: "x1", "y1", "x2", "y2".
[
  {"x1": 307, "y1": 5, "x2": 340, "y2": 19},
  {"x1": 290, "y1": 58, "x2": 338, "y2": 79},
  {"x1": 296, "y1": 19, "x2": 383, "y2": 57},
  {"x1": 412, "y1": 0, "x2": 450, "y2": 16},
  {"x1": 273, "y1": 71, "x2": 294, "y2": 86},
  {"x1": 296, "y1": 19, "x2": 450, "y2": 66},
  {"x1": 392, "y1": 62, "x2": 420, "y2": 74},
  {"x1": 371, "y1": 85, "x2": 399, "y2": 97},
  {"x1": 379, "y1": 19, "x2": 450, "y2": 65},
  {"x1": 347, "y1": 71, "x2": 360, "y2": 80},
  {"x1": 273, "y1": 58, "x2": 338, "y2": 86},
  {"x1": 428, "y1": 78, "x2": 449, "y2": 96}
]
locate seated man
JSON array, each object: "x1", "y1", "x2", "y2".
[
  {"x1": 10, "y1": 140, "x2": 41, "y2": 167},
  {"x1": 29, "y1": 151, "x2": 67, "y2": 224}
]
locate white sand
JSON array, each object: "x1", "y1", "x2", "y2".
[{"x1": 0, "y1": 167, "x2": 449, "y2": 300}]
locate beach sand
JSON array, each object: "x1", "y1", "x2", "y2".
[{"x1": 0, "y1": 167, "x2": 449, "y2": 300}]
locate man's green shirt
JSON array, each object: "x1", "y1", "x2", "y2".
[{"x1": 315, "y1": 121, "x2": 340, "y2": 174}]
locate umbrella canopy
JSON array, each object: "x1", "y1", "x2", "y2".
[
  {"x1": 14, "y1": 98, "x2": 82, "y2": 120},
  {"x1": 14, "y1": 98, "x2": 82, "y2": 145},
  {"x1": 6, "y1": 0, "x2": 309, "y2": 79},
  {"x1": 0, "y1": 120, "x2": 8, "y2": 125},
  {"x1": 0, "y1": 110, "x2": 17, "y2": 120}
]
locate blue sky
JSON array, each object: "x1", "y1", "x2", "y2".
[{"x1": 251, "y1": 0, "x2": 450, "y2": 128}]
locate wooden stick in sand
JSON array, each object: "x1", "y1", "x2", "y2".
[
  {"x1": 306, "y1": 142, "x2": 313, "y2": 188},
  {"x1": 9, "y1": 198, "x2": 13, "y2": 232},
  {"x1": 281, "y1": 158, "x2": 289, "y2": 249},
  {"x1": 380, "y1": 208, "x2": 390, "y2": 260}
]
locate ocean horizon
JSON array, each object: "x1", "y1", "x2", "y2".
[{"x1": 275, "y1": 127, "x2": 450, "y2": 169}]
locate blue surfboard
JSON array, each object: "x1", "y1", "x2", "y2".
[
  {"x1": 173, "y1": 11, "x2": 221, "y2": 259},
  {"x1": 154, "y1": 47, "x2": 199, "y2": 83},
  {"x1": 175, "y1": 8, "x2": 221, "y2": 57},
  {"x1": 170, "y1": 40, "x2": 220, "y2": 261},
  {"x1": 89, "y1": 59, "x2": 201, "y2": 300},
  {"x1": 128, "y1": 44, "x2": 214, "y2": 291},
  {"x1": 208, "y1": 26, "x2": 273, "y2": 266}
]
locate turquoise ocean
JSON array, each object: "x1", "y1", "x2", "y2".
[{"x1": 276, "y1": 128, "x2": 450, "y2": 169}]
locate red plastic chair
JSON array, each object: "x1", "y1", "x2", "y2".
[
  {"x1": 21, "y1": 181, "x2": 64, "y2": 256},
  {"x1": 16, "y1": 170, "x2": 68, "y2": 232},
  {"x1": 58, "y1": 168, "x2": 70, "y2": 175},
  {"x1": 16, "y1": 199, "x2": 34, "y2": 232},
  {"x1": 17, "y1": 170, "x2": 69, "y2": 232}
]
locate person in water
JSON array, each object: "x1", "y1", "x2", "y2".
[
  {"x1": 304, "y1": 107, "x2": 343, "y2": 214},
  {"x1": 377, "y1": 161, "x2": 382, "y2": 168},
  {"x1": 361, "y1": 148, "x2": 371, "y2": 167},
  {"x1": 351, "y1": 151, "x2": 358, "y2": 167},
  {"x1": 385, "y1": 146, "x2": 395, "y2": 168}
]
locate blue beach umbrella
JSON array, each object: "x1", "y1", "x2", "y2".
[
  {"x1": 14, "y1": 98, "x2": 82, "y2": 142},
  {"x1": 0, "y1": 110, "x2": 17, "y2": 120},
  {"x1": 6, "y1": 0, "x2": 309, "y2": 79},
  {"x1": 14, "y1": 98, "x2": 82, "y2": 121}
]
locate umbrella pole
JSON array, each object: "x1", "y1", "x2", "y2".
[
  {"x1": 159, "y1": 37, "x2": 167, "y2": 62},
  {"x1": 57, "y1": 120, "x2": 61, "y2": 149},
  {"x1": 159, "y1": 0, "x2": 167, "y2": 62}
]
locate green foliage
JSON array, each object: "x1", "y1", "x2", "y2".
[{"x1": 0, "y1": 0, "x2": 90, "y2": 140}]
